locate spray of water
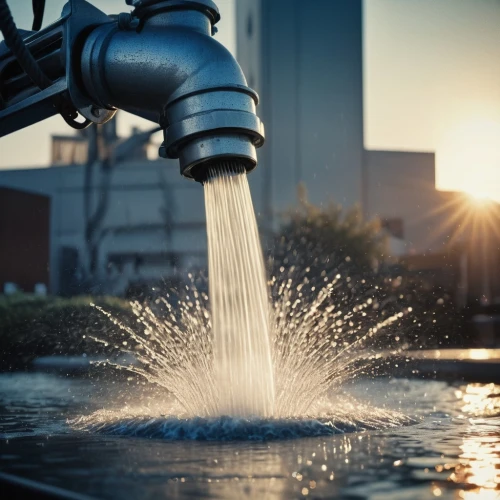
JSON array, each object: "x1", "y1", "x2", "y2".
[
  {"x1": 76, "y1": 273, "x2": 413, "y2": 439},
  {"x1": 88, "y1": 266, "x2": 407, "y2": 421}
]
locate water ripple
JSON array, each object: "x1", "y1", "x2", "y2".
[{"x1": 73, "y1": 410, "x2": 416, "y2": 441}]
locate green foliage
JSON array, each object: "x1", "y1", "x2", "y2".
[
  {"x1": 0, "y1": 294, "x2": 130, "y2": 371},
  {"x1": 272, "y1": 183, "x2": 388, "y2": 276}
]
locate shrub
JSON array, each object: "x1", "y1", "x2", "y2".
[
  {"x1": 0, "y1": 294, "x2": 130, "y2": 371},
  {"x1": 271, "y1": 183, "x2": 388, "y2": 278}
]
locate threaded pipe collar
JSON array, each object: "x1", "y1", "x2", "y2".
[{"x1": 126, "y1": 0, "x2": 220, "y2": 25}]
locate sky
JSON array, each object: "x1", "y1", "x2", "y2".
[
  {"x1": 364, "y1": 0, "x2": 500, "y2": 200},
  {"x1": 1, "y1": 0, "x2": 499, "y2": 201}
]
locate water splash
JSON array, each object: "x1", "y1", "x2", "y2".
[
  {"x1": 91, "y1": 294, "x2": 217, "y2": 418},
  {"x1": 270, "y1": 266, "x2": 407, "y2": 417},
  {"x1": 88, "y1": 267, "x2": 408, "y2": 422}
]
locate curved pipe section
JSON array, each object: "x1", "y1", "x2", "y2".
[{"x1": 79, "y1": 7, "x2": 264, "y2": 181}]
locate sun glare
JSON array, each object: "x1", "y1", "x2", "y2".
[
  {"x1": 466, "y1": 191, "x2": 494, "y2": 207},
  {"x1": 437, "y1": 118, "x2": 500, "y2": 202},
  {"x1": 419, "y1": 188, "x2": 500, "y2": 253}
]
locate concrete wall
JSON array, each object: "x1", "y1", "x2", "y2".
[
  {"x1": 364, "y1": 150, "x2": 454, "y2": 254},
  {"x1": 464, "y1": 204, "x2": 500, "y2": 305},
  {"x1": 236, "y1": 0, "x2": 364, "y2": 227}
]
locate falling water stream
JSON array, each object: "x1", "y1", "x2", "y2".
[{"x1": 204, "y1": 162, "x2": 274, "y2": 418}]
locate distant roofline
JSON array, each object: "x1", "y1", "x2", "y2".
[
  {"x1": 364, "y1": 148, "x2": 435, "y2": 156},
  {"x1": 51, "y1": 135, "x2": 87, "y2": 142},
  {"x1": 0, "y1": 158, "x2": 170, "y2": 173}
]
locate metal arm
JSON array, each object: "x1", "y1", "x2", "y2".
[
  {"x1": 0, "y1": 0, "x2": 114, "y2": 135},
  {"x1": 0, "y1": 0, "x2": 265, "y2": 181}
]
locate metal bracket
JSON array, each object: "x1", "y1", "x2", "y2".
[{"x1": 65, "y1": 0, "x2": 117, "y2": 125}]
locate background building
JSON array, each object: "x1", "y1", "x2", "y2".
[
  {"x1": 235, "y1": 0, "x2": 500, "y2": 309},
  {"x1": 0, "y1": 187, "x2": 50, "y2": 294},
  {"x1": 237, "y1": 0, "x2": 449, "y2": 251},
  {"x1": 364, "y1": 150, "x2": 456, "y2": 255},
  {"x1": 236, "y1": 0, "x2": 364, "y2": 226},
  {"x1": 0, "y1": 125, "x2": 207, "y2": 296}
]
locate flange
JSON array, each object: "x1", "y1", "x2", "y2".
[{"x1": 126, "y1": 0, "x2": 220, "y2": 25}]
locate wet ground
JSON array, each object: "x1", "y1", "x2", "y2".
[{"x1": 0, "y1": 372, "x2": 499, "y2": 499}]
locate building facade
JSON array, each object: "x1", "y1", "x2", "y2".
[
  {"x1": 236, "y1": 0, "x2": 365, "y2": 226},
  {"x1": 0, "y1": 157, "x2": 207, "y2": 296},
  {"x1": 364, "y1": 150, "x2": 455, "y2": 255}
]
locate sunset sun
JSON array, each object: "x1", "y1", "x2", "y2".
[{"x1": 438, "y1": 118, "x2": 500, "y2": 202}]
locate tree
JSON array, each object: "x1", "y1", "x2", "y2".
[
  {"x1": 82, "y1": 120, "x2": 160, "y2": 291},
  {"x1": 271, "y1": 183, "x2": 387, "y2": 279}
]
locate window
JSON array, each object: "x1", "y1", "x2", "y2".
[{"x1": 247, "y1": 14, "x2": 253, "y2": 38}]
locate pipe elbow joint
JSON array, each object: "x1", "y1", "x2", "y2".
[
  {"x1": 80, "y1": 3, "x2": 264, "y2": 181},
  {"x1": 161, "y1": 36, "x2": 265, "y2": 181}
]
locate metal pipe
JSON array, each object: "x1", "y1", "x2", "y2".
[
  {"x1": 79, "y1": 0, "x2": 265, "y2": 181},
  {"x1": 0, "y1": 0, "x2": 265, "y2": 180}
]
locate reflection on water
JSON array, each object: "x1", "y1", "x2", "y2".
[
  {"x1": 446, "y1": 383, "x2": 500, "y2": 499},
  {"x1": 0, "y1": 374, "x2": 499, "y2": 499},
  {"x1": 454, "y1": 434, "x2": 500, "y2": 499},
  {"x1": 458, "y1": 383, "x2": 500, "y2": 417}
]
